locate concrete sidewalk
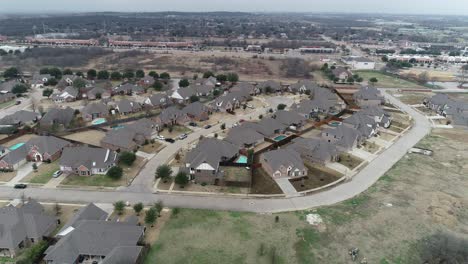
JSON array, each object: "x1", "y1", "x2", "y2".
[
  {"x1": 274, "y1": 178, "x2": 298, "y2": 197},
  {"x1": 6, "y1": 163, "x2": 40, "y2": 187}
]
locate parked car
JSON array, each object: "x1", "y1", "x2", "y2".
[
  {"x1": 246, "y1": 104, "x2": 254, "y2": 109},
  {"x1": 239, "y1": 119, "x2": 245, "y2": 123},
  {"x1": 178, "y1": 133, "x2": 188, "y2": 140},
  {"x1": 156, "y1": 135, "x2": 165, "y2": 140},
  {"x1": 204, "y1": 125, "x2": 212, "y2": 129},
  {"x1": 165, "y1": 138, "x2": 175, "y2": 143},
  {"x1": 52, "y1": 170, "x2": 63, "y2": 178},
  {"x1": 14, "y1": 184, "x2": 27, "y2": 189},
  {"x1": 15, "y1": 100, "x2": 21, "y2": 105},
  {"x1": 189, "y1": 122, "x2": 197, "y2": 127}
]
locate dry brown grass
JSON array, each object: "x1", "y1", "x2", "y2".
[{"x1": 63, "y1": 129, "x2": 106, "y2": 146}]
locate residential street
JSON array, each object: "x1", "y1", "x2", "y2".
[{"x1": 0, "y1": 90, "x2": 432, "y2": 213}]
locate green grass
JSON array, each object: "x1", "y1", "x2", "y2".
[
  {"x1": 27, "y1": 162, "x2": 60, "y2": 184},
  {"x1": 355, "y1": 70, "x2": 425, "y2": 89},
  {"x1": 0, "y1": 100, "x2": 15, "y2": 109},
  {"x1": 60, "y1": 174, "x2": 124, "y2": 187}
]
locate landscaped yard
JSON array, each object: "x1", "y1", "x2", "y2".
[
  {"x1": 250, "y1": 168, "x2": 283, "y2": 194},
  {"x1": 22, "y1": 161, "x2": 60, "y2": 184},
  {"x1": 338, "y1": 153, "x2": 364, "y2": 169},
  {"x1": 355, "y1": 70, "x2": 425, "y2": 89},
  {"x1": 290, "y1": 163, "x2": 343, "y2": 192}
]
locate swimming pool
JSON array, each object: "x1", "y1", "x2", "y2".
[
  {"x1": 10, "y1": 142, "x2": 25, "y2": 150},
  {"x1": 235, "y1": 155, "x2": 248, "y2": 164},
  {"x1": 112, "y1": 125, "x2": 125, "y2": 130},
  {"x1": 273, "y1": 135, "x2": 287, "y2": 142},
  {"x1": 91, "y1": 118, "x2": 107, "y2": 125},
  {"x1": 329, "y1": 121, "x2": 342, "y2": 127}
]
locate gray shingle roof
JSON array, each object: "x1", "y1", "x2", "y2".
[
  {"x1": 261, "y1": 148, "x2": 306, "y2": 172},
  {"x1": 353, "y1": 86, "x2": 384, "y2": 102},
  {"x1": 186, "y1": 138, "x2": 238, "y2": 169},
  {"x1": 0, "y1": 110, "x2": 40, "y2": 126},
  {"x1": 224, "y1": 127, "x2": 264, "y2": 147},
  {"x1": 114, "y1": 83, "x2": 145, "y2": 94},
  {"x1": 274, "y1": 110, "x2": 307, "y2": 127},
  {"x1": 117, "y1": 99, "x2": 141, "y2": 114},
  {"x1": 289, "y1": 138, "x2": 338, "y2": 163},
  {"x1": 40, "y1": 107, "x2": 75, "y2": 127},
  {"x1": 82, "y1": 102, "x2": 108, "y2": 116},
  {"x1": 322, "y1": 125, "x2": 361, "y2": 150},
  {"x1": 58, "y1": 203, "x2": 107, "y2": 235},
  {"x1": 60, "y1": 146, "x2": 117, "y2": 170},
  {"x1": 182, "y1": 102, "x2": 210, "y2": 117},
  {"x1": 241, "y1": 118, "x2": 287, "y2": 137}
]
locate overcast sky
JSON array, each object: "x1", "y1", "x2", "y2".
[{"x1": 1, "y1": 0, "x2": 468, "y2": 15}]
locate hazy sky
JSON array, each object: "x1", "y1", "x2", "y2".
[{"x1": 1, "y1": 0, "x2": 468, "y2": 15}]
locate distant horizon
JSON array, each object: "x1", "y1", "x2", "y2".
[{"x1": 1, "y1": 0, "x2": 468, "y2": 16}]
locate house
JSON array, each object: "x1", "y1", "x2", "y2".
[
  {"x1": 139, "y1": 76, "x2": 155, "y2": 87},
  {"x1": 322, "y1": 125, "x2": 362, "y2": 151},
  {"x1": 39, "y1": 107, "x2": 75, "y2": 129},
  {"x1": 260, "y1": 149, "x2": 307, "y2": 179},
  {"x1": 195, "y1": 76, "x2": 219, "y2": 87},
  {"x1": 56, "y1": 203, "x2": 108, "y2": 237},
  {"x1": 51, "y1": 86, "x2": 79, "y2": 103},
  {"x1": 210, "y1": 91, "x2": 249, "y2": 112},
  {"x1": 193, "y1": 84, "x2": 215, "y2": 96},
  {"x1": 82, "y1": 102, "x2": 108, "y2": 121},
  {"x1": 0, "y1": 93, "x2": 15, "y2": 104},
  {"x1": 144, "y1": 93, "x2": 171, "y2": 108},
  {"x1": 182, "y1": 102, "x2": 212, "y2": 121},
  {"x1": 424, "y1": 94, "x2": 451, "y2": 112},
  {"x1": 0, "y1": 110, "x2": 41, "y2": 127},
  {"x1": 440, "y1": 99, "x2": 468, "y2": 127},
  {"x1": 171, "y1": 87, "x2": 197, "y2": 104},
  {"x1": 60, "y1": 146, "x2": 118, "y2": 176},
  {"x1": 332, "y1": 67, "x2": 353, "y2": 81},
  {"x1": 101, "y1": 118, "x2": 156, "y2": 152},
  {"x1": 343, "y1": 112, "x2": 378, "y2": 138},
  {"x1": 0, "y1": 80, "x2": 21, "y2": 94},
  {"x1": 257, "y1": 80, "x2": 282, "y2": 93},
  {"x1": 288, "y1": 138, "x2": 339, "y2": 165},
  {"x1": 342, "y1": 56, "x2": 376, "y2": 70},
  {"x1": 114, "y1": 83, "x2": 145, "y2": 95},
  {"x1": 31, "y1": 74, "x2": 52, "y2": 89},
  {"x1": 291, "y1": 89, "x2": 341, "y2": 116},
  {"x1": 288, "y1": 80, "x2": 319, "y2": 94},
  {"x1": 185, "y1": 138, "x2": 239, "y2": 185},
  {"x1": 115, "y1": 99, "x2": 142, "y2": 115},
  {"x1": 224, "y1": 126, "x2": 265, "y2": 149},
  {"x1": 57, "y1": 75, "x2": 91, "y2": 90},
  {"x1": 353, "y1": 87, "x2": 385, "y2": 107},
  {"x1": 0, "y1": 199, "x2": 57, "y2": 258},
  {"x1": 360, "y1": 106, "x2": 392, "y2": 128},
  {"x1": 86, "y1": 87, "x2": 111, "y2": 100},
  {"x1": 273, "y1": 110, "x2": 307, "y2": 128},
  {"x1": 241, "y1": 117, "x2": 288, "y2": 138},
  {"x1": 0, "y1": 136, "x2": 70, "y2": 170},
  {"x1": 44, "y1": 218, "x2": 144, "y2": 264},
  {"x1": 153, "y1": 106, "x2": 190, "y2": 127},
  {"x1": 231, "y1": 82, "x2": 260, "y2": 95}
]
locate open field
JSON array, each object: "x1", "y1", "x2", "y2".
[
  {"x1": 22, "y1": 161, "x2": 59, "y2": 184},
  {"x1": 355, "y1": 70, "x2": 425, "y2": 89},
  {"x1": 290, "y1": 163, "x2": 342, "y2": 192},
  {"x1": 400, "y1": 68, "x2": 455, "y2": 82},
  {"x1": 63, "y1": 129, "x2": 106, "y2": 146},
  {"x1": 390, "y1": 91, "x2": 433, "y2": 105},
  {"x1": 148, "y1": 129, "x2": 468, "y2": 263}
]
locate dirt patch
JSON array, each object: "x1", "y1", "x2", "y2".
[
  {"x1": 290, "y1": 163, "x2": 342, "y2": 192},
  {"x1": 139, "y1": 142, "x2": 163, "y2": 154},
  {"x1": 0, "y1": 171, "x2": 16, "y2": 182},
  {"x1": 251, "y1": 167, "x2": 283, "y2": 194},
  {"x1": 63, "y1": 129, "x2": 106, "y2": 146}
]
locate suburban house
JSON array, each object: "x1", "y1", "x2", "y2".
[
  {"x1": 230, "y1": 82, "x2": 260, "y2": 95},
  {"x1": 257, "y1": 80, "x2": 282, "y2": 93},
  {"x1": 0, "y1": 110, "x2": 41, "y2": 127},
  {"x1": 115, "y1": 99, "x2": 142, "y2": 115},
  {"x1": 360, "y1": 106, "x2": 392, "y2": 128},
  {"x1": 113, "y1": 83, "x2": 145, "y2": 95},
  {"x1": 195, "y1": 76, "x2": 219, "y2": 87},
  {"x1": 82, "y1": 102, "x2": 108, "y2": 121},
  {"x1": 86, "y1": 87, "x2": 111, "y2": 100},
  {"x1": 144, "y1": 93, "x2": 171, "y2": 109},
  {"x1": 353, "y1": 86, "x2": 385, "y2": 107},
  {"x1": 30, "y1": 74, "x2": 52, "y2": 89},
  {"x1": 342, "y1": 56, "x2": 376, "y2": 70},
  {"x1": 260, "y1": 149, "x2": 308, "y2": 179},
  {"x1": 273, "y1": 110, "x2": 307, "y2": 129},
  {"x1": 322, "y1": 125, "x2": 362, "y2": 151},
  {"x1": 423, "y1": 94, "x2": 451, "y2": 112},
  {"x1": 241, "y1": 117, "x2": 288, "y2": 138},
  {"x1": 288, "y1": 138, "x2": 339, "y2": 165},
  {"x1": 288, "y1": 80, "x2": 320, "y2": 94},
  {"x1": 343, "y1": 112, "x2": 378, "y2": 138},
  {"x1": 139, "y1": 76, "x2": 155, "y2": 87},
  {"x1": 0, "y1": 136, "x2": 70, "y2": 170},
  {"x1": 0, "y1": 199, "x2": 57, "y2": 258},
  {"x1": 153, "y1": 106, "x2": 190, "y2": 128},
  {"x1": 182, "y1": 102, "x2": 212, "y2": 121},
  {"x1": 56, "y1": 203, "x2": 108, "y2": 238},
  {"x1": 332, "y1": 67, "x2": 353, "y2": 81},
  {"x1": 101, "y1": 118, "x2": 157, "y2": 152},
  {"x1": 210, "y1": 91, "x2": 250, "y2": 112},
  {"x1": 291, "y1": 90, "x2": 341, "y2": 117},
  {"x1": 44, "y1": 215, "x2": 144, "y2": 264},
  {"x1": 57, "y1": 75, "x2": 91, "y2": 90},
  {"x1": 51, "y1": 86, "x2": 79, "y2": 103},
  {"x1": 60, "y1": 146, "x2": 118, "y2": 176},
  {"x1": 224, "y1": 126, "x2": 265, "y2": 149},
  {"x1": 0, "y1": 80, "x2": 22, "y2": 94},
  {"x1": 442, "y1": 100, "x2": 468, "y2": 127},
  {"x1": 0, "y1": 93, "x2": 15, "y2": 104},
  {"x1": 171, "y1": 87, "x2": 197, "y2": 104},
  {"x1": 39, "y1": 107, "x2": 75, "y2": 129},
  {"x1": 184, "y1": 138, "x2": 239, "y2": 185}
]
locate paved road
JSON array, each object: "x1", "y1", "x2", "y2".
[{"x1": 0, "y1": 90, "x2": 432, "y2": 212}]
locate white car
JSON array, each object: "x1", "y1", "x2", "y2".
[
  {"x1": 178, "y1": 133, "x2": 188, "y2": 140},
  {"x1": 52, "y1": 170, "x2": 63, "y2": 178},
  {"x1": 156, "y1": 135, "x2": 165, "y2": 140}
]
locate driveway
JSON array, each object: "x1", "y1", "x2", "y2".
[
  {"x1": 0, "y1": 90, "x2": 432, "y2": 213},
  {"x1": 6, "y1": 162, "x2": 40, "y2": 187}
]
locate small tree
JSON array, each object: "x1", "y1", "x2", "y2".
[
  {"x1": 145, "y1": 207, "x2": 157, "y2": 227},
  {"x1": 63, "y1": 68, "x2": 73, "y2": 75},
  {"x1": 136, "y1": 69, "x2": 145, "y2": 78},
  {"x1": 277, "y1": 104, "x2": 286, "y2": 110},
  {"x1": 153, "y1": 201, "x2": 163, "y2": 217},
  {"x1": 216, "y1": 74, "x2": 227, "y2": 83},
  {"x1": 45, "y1": 78, "x2": 58, "y2": 86},
  {"x1": 155, "y1": 165, "x2": 173, "y2": 182},
  {"x1": 32, "y1": 163, "x2": 38, "y2": 172},
  {"x1": 3, "y1": 67, "x2": 19, "y2": 79},
  {"x1": 87, "y1": 69, "x2": 97, "y2": 80},
  {"x1": 160, "y1": 72, "x2": 171, "y2": 80},
  {"x1": 123, "y1": 69, "x2": 135, "y2": 79},
  {"x1": 259, "y1": 114, "x2": 263, "y2": 119},
  {"x1": 369, "y1": 77, "x2": 378, "y2": 86},
  {"x1": 114, "y1": 201, "x2": 125, "y2": 215},
  {"x1": 12, "y1": 84, "x2": 28, "y2": 95},
  {"x1": 190, "y1": 95, "x2": 200, "y2": 103},
  {"x1": 133, "y1": 202, "x2": 144, "y2": 216},
  {"x1": 221, "y1": 123, "x2": 226, "y2": 130},
  {"x1": 111, "y1": 71, "x2": 122, "y2": 80},
  {"x1": 203, "y1": 71, "x2": 214, "y2": 78},
  {"x1": 54, "y1": 202, "x2": 61, "y2": 216},
  {"x1": 107, "y1": 166, "x2": 123, "y2": 180},
  {"x1": 175, "y1": 171, "x2": 189, "y2": 188},
  {"x1": 152, "y1": 80, "x2": 163, "y2": 91},
  {"x1": 119, "y1": 151, "x2": 136, "y2": 166},
  {"x1": 227, "y1": 72, "x2": 239, "y2": 83},
  {"x1": 149, "y1": 71, "x2": 159, "y2": 78},
  {"x1": 42, "y1": 88, "x2": 54, "y2": 98},
  {"x1": 179, "y1": 79, "x2": 190, "y2": 87},
  {"x1": 97, "y1": 70, "x2": 110, "y2": 80}
]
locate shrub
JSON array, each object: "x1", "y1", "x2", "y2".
[
  {"x1": 107, "y1": 166, "x2": 123, "y2": 180},
  {"x1": 119, "y1": 151, "x2": 136, "y2": 166},
  {"x1": 114, "y1": 201, "x2": 125, "y2": 215},
  {"x1": 175, "y1": 171, "x2": 189, "y2": 187}
]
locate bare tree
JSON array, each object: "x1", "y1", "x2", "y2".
[{"x1": 457, "y1": 64, "x2": 468, "y2": 88}]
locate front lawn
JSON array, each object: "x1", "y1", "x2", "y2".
[
  {"x1": 250, "y1": 168, "x2": 283, "y2": 194},
  {"x1": 290, "y1": 164, "x2": 342, "y2": 192},
  {"x1": 22, "y1": 161, "x2": 60, "y2": 184},
  {"x1": 61, "y1": 174, "x2": 126, "y2": 187},
  {"x1": 338, "y1": 153, "x2": 364, "y2": 170}
]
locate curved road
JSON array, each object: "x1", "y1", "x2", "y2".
[{"x1": 0, "y1": 90, "x2": 432, "y2": 212}]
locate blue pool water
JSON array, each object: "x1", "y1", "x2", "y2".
[
  {"x1": 10, "y1": 142, "x2": 25, "y2": 150},
  {"x1": 112, "y1": 125, "x2": 125, "y2": 130},
  {"x1": 329, "y1": 121, "x2": 342, "y2": 127},
  {"x1": 235, "y1": 155, "x2": 248, "y2": 164},
  {"x1": 91, "y1": 118, "x2": 107, "y2": 125},
  {"x1": 273, "y1": 135, "x2": 287, "y2": 142}
]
